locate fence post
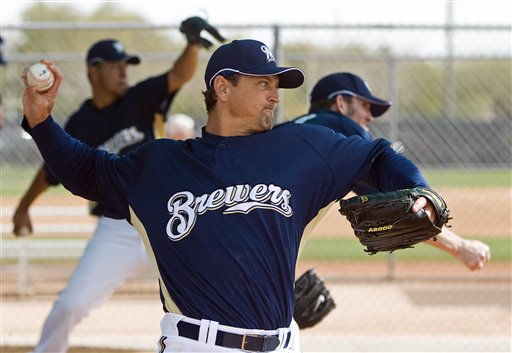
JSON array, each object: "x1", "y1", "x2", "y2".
[
  {"x1": 444, "y1": 1, "x2": 455, "y2": 120},
  {"x1": 272, "y1": 24, "x2": 283, "y2": 123},
  {"x1": 386, "y1": 252, "x2": 396, "y2": 280},
  {"x1": 386, "y1": 54, "x2": 398, "y2": 281}
]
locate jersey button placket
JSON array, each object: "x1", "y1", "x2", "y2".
[
  {"x1": 216, "y1": 141, "x2": 239, "y2": 169},
  {"x1": 214, "y1": 141, "x2": 227, "y2": 169}
]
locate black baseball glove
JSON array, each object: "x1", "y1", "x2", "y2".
[
  {"x1": 179, "y1": 16, "x2": 226, "y2": 49},
  {"x1": 294, "y1": 269, "x2": 336, "y2": 329},
  {"x1": 339, "y1": 187, "x2": 451, "y2": 255}
]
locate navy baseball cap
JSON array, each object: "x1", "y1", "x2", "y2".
[
  {"x1": 205, "y1": 39, "x2": 304, "y2": 89},
  {"x1": 86, "y1": 39, "x2": 140, "y2": 65},
  {"x1": 310, "y1": 72, "x2": 392, "y2": 117}
]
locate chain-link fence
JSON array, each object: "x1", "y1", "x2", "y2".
[
  {"x1": 1, "y1": 21, "x2": 511, "y2": 352},
  {"x1": 1, "y1": 22, "x2": 511, "y2": 167}
]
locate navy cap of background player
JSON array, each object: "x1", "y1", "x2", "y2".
[
  {"x1": 310, "y1": 72, "x2": 392, "y2": 117},
  {"x1": 86, "y1": 39, "x2": 140, "y2": 66},
  {"x1": 205, "y1": 39, "x2": 304, "y2": 89},
  {"x1": 0, "y1": 36, "x2": 6, "y2": 66}
]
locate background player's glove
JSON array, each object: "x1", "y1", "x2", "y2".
[
  {"x1": 179, "y1": 16, "x2": 226, "y2": 49},
  {"x1": 339, "y1": 187, "x2": 451, "y2": 255},
  {"x1": 294, "y1": 269, "x2": 336, "y2": 329}
]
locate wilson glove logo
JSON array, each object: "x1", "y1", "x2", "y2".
[
  {"x1": 166, "y1": 183, "x2": 293, "y2": 241},
  {"x1": 367, "y1": 225, "x2": 393, "y2": 232},
  {"x1": 418, "y1": 188, "x2": 443, "y2": 208}
]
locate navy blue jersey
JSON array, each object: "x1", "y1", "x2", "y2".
[
  {"x1": 292, "y1": 109, "x2": 373, "y2": 141},
  {"x1": 44, "y1": 73, "x2": 173, "y2": 216},
  {"x1": 26, "y1": 117, "x2": 428, "y2": 330},
  {"x1": 292, "y1": 109, "x2": 383, "y2": 195}
]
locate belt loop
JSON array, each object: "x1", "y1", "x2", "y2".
[
  {"x1": 284, "y1": 331, "x2": 291, "y2": 348},
  {"x1": 207, "y1": 320, "x2": 219, "y2": 344},
  {"x1": 277, "y1": 328, "x2": 287, "y2": 348},
  {"x1": 198, "y1": 319, "x2": 210, "y2": 343}
]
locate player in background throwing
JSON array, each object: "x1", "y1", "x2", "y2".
[{"x1": 13, "y1": 17, "x2": 224, "y2": 353}]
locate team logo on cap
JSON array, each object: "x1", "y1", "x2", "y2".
[
  {"x1": 261, "y1": 45, "x2": 275, "y2": 63},
  {"x1": 113, "y1": 41, "x2": 124, "y2": 53}
]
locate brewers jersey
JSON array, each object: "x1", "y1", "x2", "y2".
[{"x1": 26, "y1": 117, "x2": 428, "y2": 330}]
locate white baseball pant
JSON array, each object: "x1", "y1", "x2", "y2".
[
  {"x1": 31, "y1": 216, "x2": 151, "y2": 353},
  {"x1": 157, "y1": 313, "x2": 301, "y2": 352}
]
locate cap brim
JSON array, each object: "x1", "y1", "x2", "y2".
[
  {"x1": 240, "y1": 66, "x2": 305, "y2": 89},
  {"x1": 125, "y1": 55, "x2": 141, "y2": 65},
  {"x1": 343, "y1": 92, "x2": 390, "y2": 117},
  {"x1": 88, "y1": 54, "x2": 140, "y2": 66},
  {"x1": 370, "y1": 104, "x2": 391, "y2": 117},
  {"x1": 363, "y1": 96, "x2": 391, "y2": 117}
]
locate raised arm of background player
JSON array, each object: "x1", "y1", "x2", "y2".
[{"x1": 12, "y1": 35, "x2": 208, "y2": 236}]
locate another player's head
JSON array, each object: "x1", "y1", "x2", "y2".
[
  {"x1": 202, "y1": 39, "x2": 304, "y2": 132},
  {"x1": 309, "y1": 72, "x2": 391, "y2": 129},
  {"x1": 0, "y1": 35, "x2": 6, "y2": 66},
  {"x1": 86, "y1": 39, "x2": 140, "y2": 98},
  {"x1": 167, "y1": 113, "x2": 196, "y2": 140}
]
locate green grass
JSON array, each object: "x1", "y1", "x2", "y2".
[
  {"x1": 1, "y1": 236, "x2": 509, "y2": 265},
  {"x1": 2, "y1": 167, "x2": 509, "y2": 196},
  {"x1": 1, "y1": 258, "x2": 80, "y2": 265},
  {"x1": 0, "y1": 166, "x2": 69, "y2": 196},
  {"x1": 299, "y1": 237, "x2": 511, "y2": 261},
  {"x1": 422, "y1": 169, "x2": 511, "y2": 187}
]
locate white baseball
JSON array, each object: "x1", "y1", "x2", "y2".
[{"x1": 27, "y1": 63, "x2": 55, "y2": 92}]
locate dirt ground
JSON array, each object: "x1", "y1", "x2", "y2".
[
  {"x1": 1, "y1": 346, "x2": 159, "y2": 353},
  {"x1": 2, "y1": 186, "x2": 511, "y2": 239},
  {"x1": 2, "y1": 277, "x2": 510, "y2": 353}
]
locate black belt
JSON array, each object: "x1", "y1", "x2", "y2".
[{"x1": 177, "y1": 320, "x2": 290, "y2": 352}]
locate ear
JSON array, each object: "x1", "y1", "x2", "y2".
[
  {"x1": 213, "y1": 75, "x2": 230, "y2": 102},
  {"x1": 87, "y1": 65, "x2": 99, "y2": 82},
  {"x1": 87, "y1": 64, "x2": 97, "y2": 74},
  {"x1": 334, "y1": 95, "x2": 346, "y2": 114}
]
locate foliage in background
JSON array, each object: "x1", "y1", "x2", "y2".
[
  {"x1": 8, "y1": 2, "x2": 511, "y2": 123},
  {"x1": 1, "y1": 3, "x2": 510, "y2": 168}
]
